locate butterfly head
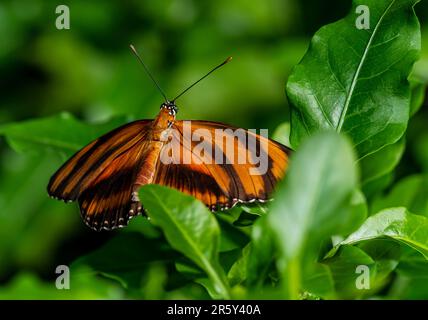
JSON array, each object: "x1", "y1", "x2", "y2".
[
  {"x1": 154, "y1": 101, "x2": 178, "y2": 130},
  {"x1": 160, "y1": 101, "x2": 178, "y2": 116}
]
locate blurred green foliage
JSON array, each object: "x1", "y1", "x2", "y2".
[{"x1": 0, "y1": 0, "x2": 428, "y2": 299}]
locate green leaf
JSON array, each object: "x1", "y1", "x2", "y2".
[
  {"x1": 232, "y1": 204, "x2": 268, "y2": 227},
  {"x1": 268, "y1": 132, "x2": 359, "y2": 298},
  {"x1": 139, "y1": 185, "x2": 231, "y2": 299},
  {"x1": 371, "y1": 175, "x2": 428, "y2": 217},
  {"x1": 324, "y1": 245, "x2": 376, "y2": 298},
  {"x1": 0, "y1": 151, "x2": 79, "y2": 276},
  {"x1": 71, "y1": 232, "x2": 179, "y2": 291},
  {"x1": 386, "y1": 249, "x2": 428, "y2": 299},
  {"x1": 395, "y1": 248, "x2": 427, "y2": 278},
  {"x1": 246, "y1": 216, "x2": 276, "y2": 288},
  {"x1": 240, "y1": 203, "x2": 268, "y2": 216},
  {"x1": 301, "y1": 263, "x2": 335, "y2": 299},
  {"x1": 287, "y1": 0, "x2": 421, "y2": 158},
  {"x1": 0, "y1": 272, "x2": 124, "y2": 300},
  {"x1": 389, "y1": 274, "x2": 428, "y2": 299},
  {"x1": 358, "y1": 238, "x2": 402, "y2": 263},
  {"x1": 409, "y1": 78, "x2": 426, "y2": 116},
  {"x1": 216, "y1": 218, "x2": 249, "y2": 252},
  {"x1": 336, "y1": 208, "x2": 428, "y2": 259},
  {"x1": 227, "y1": 244, "x2": 251, "y2": 287},
  {"x1": 324, "y1": 240, "x2": 400, "y2": 298},
  {"x1": 359, "y1": 76, "x2": 425, "y2": 197},
  {"x1": 272, "y1": 122, "x2": 291, "y2": 148},
  {"x1": 333, "y1": 189, "x2": 368, "y2": 236},
  {"x1": 361, "y1": 172, "x2": 394, "y2": 199},
  {"x1": 358, "y1": 240, "x2": 401, "y2": 285},
  {"x1": 174, "y1": 258, "x2": 231, "y2": 300},
  {"x1": 0, "y1": 113, "x2": 127, "y2": 158},
  {"x1": 360, "y1": 138, "x2": 405, "y2": 187},
  {"x1": 232, "y1": 212, "x2": 260, "y2": 227},
  {"x1": 411, "y1": 130, "x2": 428, "y2": 172}
]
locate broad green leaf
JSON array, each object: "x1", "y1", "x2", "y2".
[
  {"x1": 358, "y1": 240, "x2": 401, "y2": 283},
  {"x1": 139, "y1": 263, "x2": 168, "y2": 299},
  {"x1": 389, "y1": 274, "x2": 428, "y2": 299},
  {"x1": 272, "y1": 122, "x2": 291, "y2": 148},
  {"x1": 324, "y1": 240, "x2": 400, "y2": 298},
  {"x1": 371, "y1": 175, "x2": 428, "y2": 216},
  {"x1": 359, "y1": 76, "x2": 425, "y2": 197},
  {"x1": 139, "y1": 185, "x2": 231, "y2": 299},
  {"x1": 395, "y1": 249, "x2": 428, "y2": 278},
  {"x1": 0, "y1": 151, "x2": 79, "y2": 276},
  {"x1": 246, "y1": 216, "x2": 276, "y2": 288},
  {"x1": 0, "y1": 113, "x2": 127, "y2": 158},
  {"x1": 412, "y1": 129, "x2": 428, "y2": 172},
  {"x1": 227, "y1": 244, "x2": 251, "y2": 287},
  {"x1": 360, "y1": 138, "x2": 405, "y2": 187},
  {"x1": 301, "y1": 263, "x2": 335, "y2": 299},
  {"x1": 216, "y1": 218, "x2": 249, "y2": 252},
  {"x1": 232, "y1": 212, "x2": 260, "y2": 227},
  {"x1": 361, "y1": 172, "x2": 394, "y2": 199},
  {"x1": 232, "y1": 204, "x2": 268, "y2": 227},
  {"x1": 240, "y1": 203, "x2": 268, "y2": 216},
  {"x1": 174, "y1": 257, "x2": 233, "y2": 300},
  {"x1": 324, "y1": 245, "x2": 376, "y2": 299},
  {"x1": 268, "y1": 132, "x2": 358, "y2": 298},
  {"x1": 388, "y1": 249, "x2": 428, "y2": 299},
  {"x1": 409, "y1": 78, "x2": 426, "y2": 116},
  {"x1": 0, "y1": 272, "x2": 124, "y2": 300},
  {"x1": 71, "y1": 232, "x2": 179, "y2": 291},
  {"x1": 337, "y1": 208, "x2": 428, "y2": 259},
  {"x1": 358, "y1": 239, "x2": 402, "y2": 262},
  {"x1": 287, "y1": 0, "x2": 421, "y2": 158},
  {"x1": 333, "y1": 189, "x2": 368, "y2": 237}
]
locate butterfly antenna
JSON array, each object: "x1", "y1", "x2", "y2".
[
  {"x1": 172, "y1": 56, "x2": 232, "y2": 102},
  {"x1": 129, "y1": 44, "x2": 168, "y2": 103}
]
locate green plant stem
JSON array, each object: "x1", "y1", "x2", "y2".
[{"x1": 286, "y1": 258, "x2": 301, "y2": 300}]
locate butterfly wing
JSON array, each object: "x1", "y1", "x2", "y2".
[
  {"x1": 77, "y1": 139, "x2": 160, "y2": 230},
  {"x1": 153, "y1": 120, "x2": 291, "y2": 210},
  {"x1": 48, "y1": 120, "x2": 152, "y2": 201},
  {"x1": 48, "y1": 120, "x2": 153, "y2": 230}
]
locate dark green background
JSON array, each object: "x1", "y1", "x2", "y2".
[{"x1": 0, "y1": 0, "x2": 427, "y2": 298}]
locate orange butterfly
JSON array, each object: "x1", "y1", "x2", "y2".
[{"x1": 48, "y1": 45, "x2": 291, "y2": 231}]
